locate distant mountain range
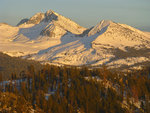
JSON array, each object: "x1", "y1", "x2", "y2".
[{"x1": 0, "y1": 10, "x2": 150, "y2": 70}]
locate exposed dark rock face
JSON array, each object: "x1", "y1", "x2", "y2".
[
  {"x1": 17, "y1": 18, "x2": 29, "y2": 26},
  {"x1": 40, "y1": 28, "x2": 55, "y2": 37},
  {"x1": 40, "y1": 22, "x2": 55, "y2": 37},
  {"x1": 44, "y1": 10, "x2": 58, "y2": 22}
]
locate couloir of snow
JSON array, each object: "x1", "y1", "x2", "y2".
[{"x1": 0, "y1": 10, "x2": 150, "y2": 70}]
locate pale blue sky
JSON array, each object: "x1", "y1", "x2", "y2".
[{"x1": 0, "y1": 0, "x2": 150, "y2": 31}]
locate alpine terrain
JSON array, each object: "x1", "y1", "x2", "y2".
[{"x1": 0, "y1": 10, "x2": 150, "y2": 70}]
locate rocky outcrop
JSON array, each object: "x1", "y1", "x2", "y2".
[
  {"x1": 26, "y1": 13, "x2": 45, "y2": 24},
  {"x1": 44, "y1": 10, "x2": 58, "y2": 22},
  {"x1": 17, "y1": 18, "x2": 29, "y2": 26}
]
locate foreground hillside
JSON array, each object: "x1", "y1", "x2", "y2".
[
  {"x1": 0, "y1": 65, "x2": 150, "y2": 113},
  {"x1": 0, "y1": 10, "x2": 150, "y2": 70},
  {"x1": 0, "y1": 92, "x2": 44, "y2": 113}
]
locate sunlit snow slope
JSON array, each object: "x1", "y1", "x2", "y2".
[
  {"x1": 0, "y1": 10, "x2": 150, "y2": 70},
  {"x1": 0, "y1": 10, "x2": 85, "y2": 57}
]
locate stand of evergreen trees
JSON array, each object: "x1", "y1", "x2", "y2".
[
  {"x1": 0, "y1": 64, "x2": 150, "y2": 113},
  {"x1": 0, "y1": 52, "x2": 42, "y2": 80}
]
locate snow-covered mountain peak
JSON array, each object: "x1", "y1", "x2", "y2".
[
  {"x1": 26, "y1": 12, "x2": 45, "y2": 24},
  {"x1": 17, "y1": 13, "x2": 45, "y2": 26},
  {"x1": 30, "y1": 12, "x2": 44, "y2": 20},
  {"x1": 16, "y1": 10, "x2": 86, "y2": 35},
  {"x1": 45, "y1": 10, "x2": 58, "y2": 16},
  {"x1": 88, "y1": 20, "x2": 113, "y2": 36},
  {"x1": 40, "y1": 10, "x2": 86, "y2": 36},
  {"x1": 100, "y1": 20, "x2": 113, "y2": 26},
  {"x1": 1, "y1": 10, "x2": 150, "y2": 71},
  {"x1": 45, "y1": 9, "x2": 54, "y2": 14},
  {"x1": 44, "y1": 10, "x2": 58, "y2": 22}
]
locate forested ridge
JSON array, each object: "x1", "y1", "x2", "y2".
[
  {"x1": 0, "y1": 52, "x2": 42, "y2": 80},
  {"x1": 0, "y1": 53, "x2": 150, "y2": 113}
]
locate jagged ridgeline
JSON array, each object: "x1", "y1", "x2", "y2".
[
  {"x1": 17, "y1": 10, "x2": 85, "y2": 37},
  {"x1": 0, "y1": 10, "x2": 150, "y2": 70}
]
